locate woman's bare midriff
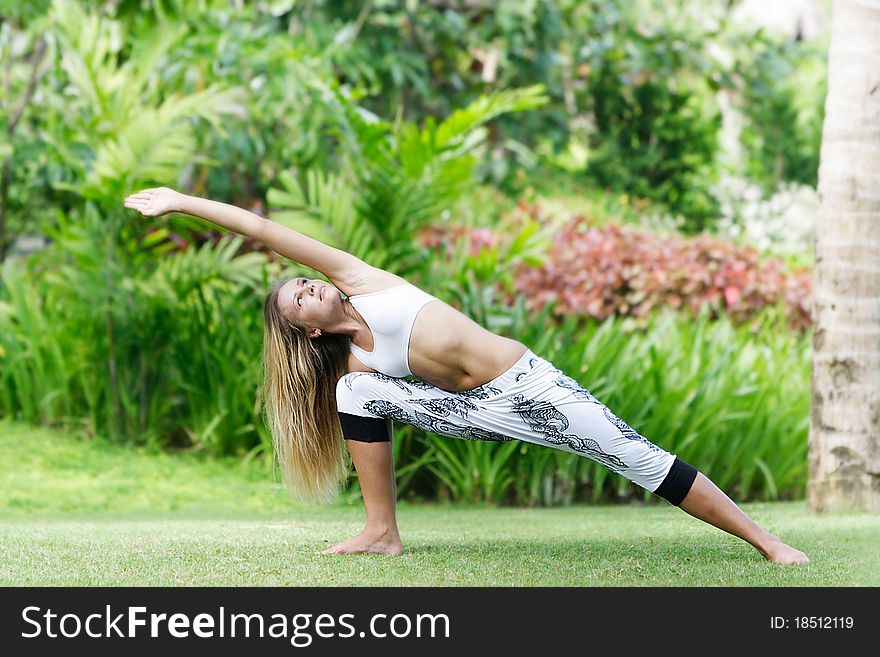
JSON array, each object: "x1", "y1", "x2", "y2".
[{"x1": 348, "y1": 298, "x2": 528, "y2": 392}]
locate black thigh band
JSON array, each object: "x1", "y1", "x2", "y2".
[
  {"x1": 339, "y1": 412, "x2": 391, "y2": 443},
  {"x1": 653, "y1": 457, "x2": 698, "y2": 506}
]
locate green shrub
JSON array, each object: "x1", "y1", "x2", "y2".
[
  {"x1": 0, "y1": 216, "x2": 273, "y2": 455},
  {"x1": 737, "y1": 36, "x2": 827, "y2": 192},
  {"x1": 579, "y1": 1, "x2": 724, "y2": 232}
]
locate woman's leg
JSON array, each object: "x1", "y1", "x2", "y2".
[
  {"x1": 531, "y1": 367, "x2": 810, "y2": 563},
  {"x1": 679, "y1": 472, "x2": 809, "y2": 564},
  {"x1": 437, "y1": 355, "x2": 811, "y2": 564},
  {"x1": 322, "y1": 438, "x2": 403, "y2": 555}
]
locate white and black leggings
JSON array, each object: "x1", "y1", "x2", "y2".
[{"x1": 336, "y1": 349, "x2": 698, "y2": 505}]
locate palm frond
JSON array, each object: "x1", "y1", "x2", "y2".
[
  {"x1": 267, "y1": 169, "x2": 377, "y2": 262},
  {"x1": 270, "y1": 80, "x2": 547, "y2": 275},
  {"x1": 435, "y1": 85, "x2": 548, "y2": 148},
  {"x1": 151, "y1": 235, "x2": 264, "y2": 300}
]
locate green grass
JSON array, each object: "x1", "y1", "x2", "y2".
[{"x1": 2, "y1": 419, "x2": 878, "y2": 586}]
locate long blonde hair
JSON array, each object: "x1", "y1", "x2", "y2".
[{"x1": 260, "y1": 278, "x2": 351, "y2": 503}]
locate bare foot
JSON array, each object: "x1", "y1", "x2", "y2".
[
  {"x1": 762, "y1": 537, "x2": 810, "y2": 564},
  {"x1": 322, "y1": 527, "x2": 404, "y2": 555}
]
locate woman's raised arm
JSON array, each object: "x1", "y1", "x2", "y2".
[{"x1": 124, "y1": 187, "x2": 366, "y2": 284}]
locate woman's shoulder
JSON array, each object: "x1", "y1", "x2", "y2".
[{"x1": 333, "y1": 265, "x2": 411, "y2": 298}]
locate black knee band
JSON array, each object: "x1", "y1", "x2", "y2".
[
  {"x1": 339, "y1": 412, "x2": 390, "y2": 443},
  {"x1": 654, "y1": 457, "x2": 698, "y2": 506}
]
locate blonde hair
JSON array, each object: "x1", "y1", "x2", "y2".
[{"x1": 260, "y1": 278, "x2": 351, "y2": 503}]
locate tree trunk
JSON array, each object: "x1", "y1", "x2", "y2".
[{"x1": 809, "y1": 0, "x2": 880, "y2": 512}]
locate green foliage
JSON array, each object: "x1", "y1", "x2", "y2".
[
  {"x1": 737, "y1": 36, "x2": 827, "y2": 192},
  {"x1": 2, "y1": 0, "x2": 830, "y2": 242},
  {"x1": 0, "y1": 14, "x2": 54, "y2": 254},
  {"x1": 0, "y1": 0, "x2": 253, "y2": 444},
  {"x1": 0, "y1": 0, "x2": 52, "y2": 22},
  {"x1": 314, "y1": 0, "x2": 569, "y2": 131},
  {"x1": 0, "y1": 212, "x2": 273, "y2": 453},
  {"x1": 580, "y1": 1, "x2": 725, "y2": 232},
  {"x1": 426, "y1": 439, "x2": 520, "y2": 505},
  {"x1": 42, "y1": 0, "x2": 245, "y2": 205},
  {"x1": 267, "y1": 81, "x2": 548, "y2": 276},
  {"x1": 156, "y1": 5, "x2": 358, "y2": 200},
  {"x1": 0, "y1": 0, "x2": 825, "y2": 509}
]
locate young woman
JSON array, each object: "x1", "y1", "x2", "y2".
[{"x1": 124, "y1": 187, "x2": 809, "y2": 564}]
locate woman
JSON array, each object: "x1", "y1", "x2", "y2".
[{"x1": 124, "y1": 187, "x2": 809, "y2": 564}]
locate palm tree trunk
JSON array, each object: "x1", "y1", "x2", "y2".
[{"x1": 809, "y1": 0, "x2": 880, "y2": 512}]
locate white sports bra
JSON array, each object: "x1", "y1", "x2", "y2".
[{"x1": 347, "y1": 283, "x2": 440, "y2": 377}]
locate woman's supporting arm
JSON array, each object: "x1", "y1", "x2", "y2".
[{"x1": 322, "y1": 439, "x2": 403, "y2": 555}]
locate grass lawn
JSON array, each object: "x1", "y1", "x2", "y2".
[{"x1": 1, "y1": 419, "x2": 878, "y2": 587}]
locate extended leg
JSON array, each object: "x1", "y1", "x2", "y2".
[
  {"x1": 678, "y1": 472, "x2": 809, "y2": 564},
  {"x1": 470, "y1": 357, "x2": 810, "y2": 565},
  {"x1": 322, "y1": 438, "x2": 403, "y2": 555}
]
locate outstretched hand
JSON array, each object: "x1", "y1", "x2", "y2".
[{"x1": 123, "y1": 187, "x2": 182, "y2": 217}]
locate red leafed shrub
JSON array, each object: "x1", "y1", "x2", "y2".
[
  {"x1": 418, "y1": 224, "x2": 502, "y2": 259},
  {"x1": 504, "y1": 203, "x2": 812, "y2": 333}
]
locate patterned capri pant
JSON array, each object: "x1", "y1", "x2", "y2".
[{"x1": 336, "y1": 349, "x2": 698, "y2": 505}]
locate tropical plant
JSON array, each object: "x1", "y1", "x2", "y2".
[
  {"x1": 507, "y1": 203, "x2": 813, "y2": 334},
  {"x1": 737, "y1": 35, "x2": 827, "y2": 192},
  {"x1": 53, "y1": 0, "x2": 242, "y2": 437},
  {"x1": 42, "y1": 0, "x2": 245, "y2": 205},
  {"x1": 8, "y1": 0, "x2": 246, "y2": 441},
  {"x1": 267, "y1": 79, "x2": 548, "y2": 277},
  {"x1": 0, "y1": 17, "x2": 51, "y2": 258},
  {"x1": 0, "y1": 207, "x2": 273, "y2": 452},
  {"x1": 578, "y1": 0, "x2": 726, "y2": 231}
]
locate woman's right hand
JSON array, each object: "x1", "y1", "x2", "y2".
[{"x1": 123, "y1": 187, "x2": 183, "y2": 217}]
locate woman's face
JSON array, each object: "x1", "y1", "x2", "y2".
[{"x1": 277, "y1": 278, "x2": 345, "y2": 335}]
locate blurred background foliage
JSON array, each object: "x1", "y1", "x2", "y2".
[{"x1": 0, "y1": 0, "x2": 827, "y2": 504}]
